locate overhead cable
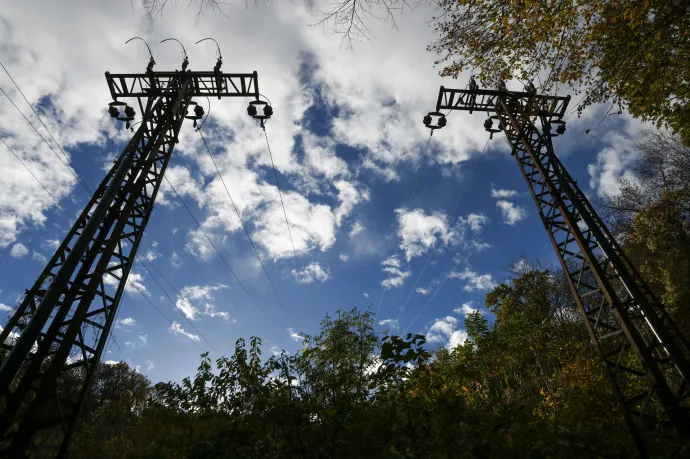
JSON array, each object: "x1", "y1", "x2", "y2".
[
  {"x1": 198, "y1": 128, "x2": 291, "y2": 323},
  {"x1": 403, "y1": 201, "x2": 503, "y2": 335},
  {"x1": 163, "y1": 176, "x2": 263, "y2": 311},
  {"x1": 396, "y1": 137, "x2": 491, "y2": 322},
  {"x1": 376, "y1": 130, "x2": 434, "y2": 318}
]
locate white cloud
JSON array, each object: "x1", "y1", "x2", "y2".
[
  {"x1": 339, "y1": 253, "x2": 349, "y2": 262},
  {"x1": 491, "y1": 188, "x2": 517, "y2": 199},
  {"x1": 381, "y1": 255, "x2": 411, "y2": 288},
  {"x1": 334, "y1": 180, "x2": 370, "y2": 227},
  {"x1": 588, "y1": 145, "x2": 641, "y2": 198},
  {"x1": 169, "y1": 322, "x2": 200, "y2": 342},
  {"x1": 143, "y1": 250, "x2": 158, "y2": 262},
  {"x1": 426, "y1": 316, "x2": 469, "y2": 350},
  {"x1": 10, "y1": 243, "x2": 28, "y2": 258},
  {"x1": 396, "y1": 208, "x2": 456, "y2": 261},
  {"x1": 0, "y1": 303, "x2": 14, "y2": 313},
  {"x1": 291, "y1": 262, "x2": 330, "y2": 284},
  {"x1": 31, "y1": 251, "x2": 48, "y2": 263},
  {"x1": 104, "y1": 267, "x2": 148, "y2": 296},
  {"x1": 363, "y1": 292, "x2": 369, "y2": 298},
  {"x1": 146, "y1": 360, "x2": 155, "y2": 371},
  {"x1": 175, "y1": 284, "x2": 230, "y2": 321},
  {"x1": 465, "y1": 213, "x2": 487, "y2": 232},
  {"x1": 349, "y1": 221, "x2": 365, "y2": 238},
  {"x1": 119, "y1": 317, "x2": 136, "y2": 326},
  {"x1": 497, "y1": 201, "x2": 527, "y2": 225},
  {"x1": 44, "y1": 239, "x2": 60, "y2": 250},
  {"x1": 104, "y1": 360, "x2": 119, "y2": 366},
  {"x1": 378, "y1": 318, "x2": 399, "y2": 329},
  {"x1": 415, "y1": 287, "x2": 429, "y2": 295},
  {"x1": 453, "y1": 302, "x2": 482, "y2": 316},
  {"x1": 450, "y1": 268, "x2": 496, "y2": 292},
  {"x1": 288, "y1": 327, "x2": 303, "y2": 342}
]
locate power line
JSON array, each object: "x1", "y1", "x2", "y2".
[
  {"x1": 0, "y1": 87, "x2": 92, "y2": 196},
  {"x1": 403, "y1": 201, "x2": 503, "y2": 335},
  {"x1": 262, "y1": 126, "x2": 300, "y2": 261},
  {"x1": 199, "y1": 128, "x2": 291, "y2": 322},
  {"x1": 140, "y1": 252, "x2": 226, "y2": 340},
  {"x1": 133, "y1": 255, "x2": 220, "y2": 356},
  {"x1": 0, "y1": 61, "x2": 91, "y2": 193},
  {"x1": 163, "y1": 175, "x2": 263, "y2": 311},
  {"x1": 376, "y1": 130, "x2": 434, "y2": 318},
  {"x1": 0, "y1": 133, "x2": 205, "y2": 356},
  {"x1": 396, "y1": 137, "x2": 491, "y2": 322},
  {"x1": 0, "y1": 137, "x2": 73, "y2": 223}
]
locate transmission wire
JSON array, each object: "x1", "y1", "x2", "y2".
[
  {"x1": 133, "y1": 255, "x2": 221, "y2": 356},
  {"x1": 163, "y1": 176, "x2": 263, "y2": 312},
  {"x1": 262, "y1": 126, "x2": 300, "y2": 261},
  {"x1": 198, "y1": 129, "x2": 291, "y2": 323},
  {"x1": 396, "y1": 137, "x2": 491, "y2": 323},
  {"x1": 376, "y1": 130, "x2": 434, "y2": 318},
  {"x1": 1, "y1": 137, "x2": 74, "y2": 223},
  {"x1": 1, "y1": 67, "x2": 223, "y2": 358},
  {"x1": 0, "y1": 86, "x2": 92, "y2": 195},
  {"x1": 403, "y1": 201, "x2": 504, "y2": 335},
  {"x1": 0, "y1": 134, "x2": 206, "y2": 356}
]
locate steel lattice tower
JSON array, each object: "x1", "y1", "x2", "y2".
[
  {"x1": 0, "y1": 59, "x2": 270, "y2": 457},
  {"x1": 425, "y1": 81, "x2": 690, "y2": 456}
]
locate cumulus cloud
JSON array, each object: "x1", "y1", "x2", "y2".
[
  {"x1": 119, "y1": 317, "x2": 136, "y2": 326},
  {"x1": 291, "y1": 262, "x2": 331, "y2": 284},
  {"x1": 104, "y1": 266, "x2": 148, "y2": 296},
  {"x1": 0, "y1": 303, "x2": 14, "y2": 313},
  {"x1": 363, "y1": 292, "x2": 369, "y2": 298},
  {"x1": 169, "y1": 322, "x2": 200, "y2": 342},
  {"x1": 175, "y1": 284, "x2": 230, "y2": 321},
  {"x1": 349, "y1": 221, "x2": 365, "y2": 238},
  {"x1": 288, "y1": 327, "x2": 303, "y2": 342},
  {"x1": 378, "y1": 318, "x2": 399, "y2": 329},
  {"x1": 426, "y1": 316, "x2": 469, "y2": 350},
  {"x1": 396, "y1": 208, "x2": 456, "y2": 261},
  {"x1": 491, "y1": 188, "x2": 517, "y2": 199},
  {"x1": 339, "y1": 253, "x2": 349, "y2": 262},
  {"x1": 450, "y1": 268, "x2": 496, "y2": 292},
  {"x1": 415, "y1": 287, "x2": 429, "y2": 295},
  {"x1": 10, "y1": 243, "x2": 28, "y2": 258},
  {"x1": 588, "y1": 145, "x2": 641, "y2": 198},
  {"x1": 380, "y1": 255, "x2": 411, "y2": 288},
  {"x1": 497, "y1": 201, "x2": 527, "y2": 225},
  {"x1": 453, "y1": 302, "x2": 482, "y2": 316},
  {"x1": 31, "y1": 251, "x2": 48, "y2": 263},
  {"x1": 465, "y1": 213, "x2": 487, "y2": 233}
]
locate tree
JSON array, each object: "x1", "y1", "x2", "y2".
[
  {"x1": 429, "y1": 0, "x2": 690, "y2": 144},
  {"x1": 602, "y1": 129, "x2": 690, "y2": 333}
]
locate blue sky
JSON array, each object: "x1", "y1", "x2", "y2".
[{"x1": 0, "y1": 0, "x2": 644, "y2": 383}]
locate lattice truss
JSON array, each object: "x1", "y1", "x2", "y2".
[
  {"x1": 0, "y1": 77, "x2": 192, "y2": 455},
  {"x1": 491, "y1": 94, "x2": 690, "y2": 445}
]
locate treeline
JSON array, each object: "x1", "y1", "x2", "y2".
[{"x1": 69, "y1": 130, "x2": 690, "y2": 458}]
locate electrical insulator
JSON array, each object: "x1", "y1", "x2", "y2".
[
  {"x1": 437, "y1": 116, "x2": 447, "y2": 128},
  {"x1": 124, "y1": 105, "x2": 135, "y2": 118},
  {"x1": 556, "y1": 124, "x2": 566, "y2": 135},
  {"x1": 263, "y1": 105, "x2": 273, "y2": 117},
  {"x1": 194, "y1": 105, "x2": 204, "y2": 117},
  {"x1": 247, "y1": 104, "x2": 257, "y2": 117},
  {"x1": 423, "y1": 115, "x2": 432, "y2": 125},
  {"x1": 108, "y1": 106, "x2": 120, "y2": 118},
  {"x1": 484, "y1": 118, "x2": 493, "y2": 130}
]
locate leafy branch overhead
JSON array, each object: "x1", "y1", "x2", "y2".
[{"x1": 429, "y1": 0, "x2": 690, "y2": 142}]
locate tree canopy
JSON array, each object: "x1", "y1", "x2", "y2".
[{"x1": 429, "y1": 0, "x2": 690, "y2": 143}]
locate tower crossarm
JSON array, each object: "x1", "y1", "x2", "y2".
[
  {"x1": 435, "y1": 86, "x2": 570, "y2": 118},
  {"x1": 105, "y1": 70, "x2": 260, "y2": 99}
]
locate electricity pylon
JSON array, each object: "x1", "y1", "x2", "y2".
[
  {"x1": 0, "y1": 51, "x2": 273, "y2": 457},
  {"x1": 424, "y1": 79, "x2": 690, "y2": 456}
]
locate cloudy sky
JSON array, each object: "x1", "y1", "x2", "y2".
[{"x1": 0, "y1": 0, "x2": 645, "y2": 382}]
